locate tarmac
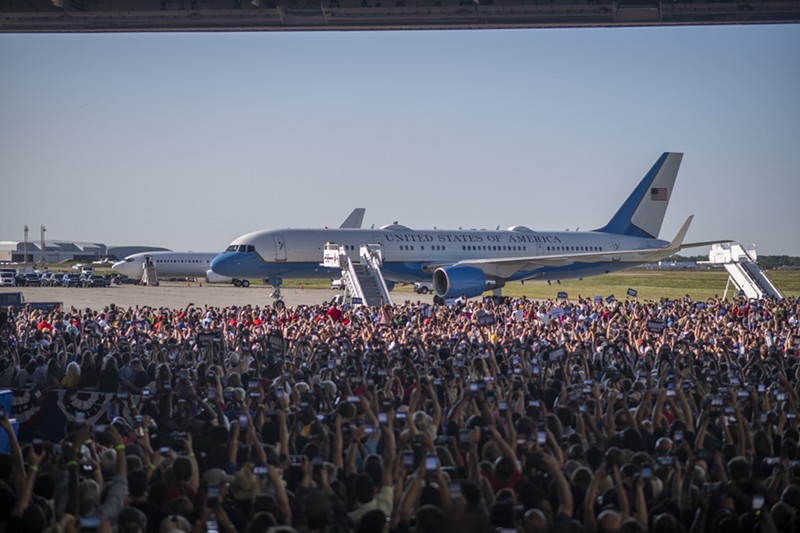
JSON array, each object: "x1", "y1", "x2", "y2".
[{"x1": 0, "y1": 282, "x2": 432, "y2": 311}]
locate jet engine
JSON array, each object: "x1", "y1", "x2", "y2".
[{"x1": 433, "y1": 266, "x2": 505, "y2": 298}]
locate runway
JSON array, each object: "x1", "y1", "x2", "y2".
[{"x1": 0, "y1": 282, "x2": 430, "y2": 311}]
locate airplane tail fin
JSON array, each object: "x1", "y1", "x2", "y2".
[
  {"x1": 339, "y1": 208, "x2": 366, "y2": 229},
  {"x1": 595, "y1": 152, "x2": 683, "y2": 239}
]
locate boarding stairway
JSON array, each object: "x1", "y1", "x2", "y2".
[
  {"x1": 323, "y1": 243, "x2": 393, "y2": 307},
  {"x1": 141, "y1": 255, "x2": 159, "y2": 287},
  {"x1": 705, "y1": 243, "x2": 782, "y2": 300}
]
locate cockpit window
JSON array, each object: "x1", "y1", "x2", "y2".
[
  {"x1": 226, "y1": 244, "x2": 256, "y2": 253},
  {"x1": 125, "y1": 258, "x2": 134, "y2": 262}
]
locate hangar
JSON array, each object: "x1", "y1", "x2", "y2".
[
  {"x1": 1, "y1": 0, "x2": 798, "y2": 32},
  {"x1": 0, "y1": 241, "x2": 170, "y2": 263}
]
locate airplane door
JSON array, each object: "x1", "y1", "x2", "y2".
[
  {"x1": 273, "y1": 235, "x2": 287, "y2": 262},
  {"x1": 610, "y1": 238, "x2": 621, "y2": 261}
]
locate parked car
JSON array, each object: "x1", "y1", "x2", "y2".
[
  {"x1": 413, "y1": 281, "x2": 434, "y2": 294},
  {"x1": 0, "y1": 271, "x2": 16, "y2": 287},
  {"x1": 83, "y1": 274, "x2": 109, "y2": 288},
  {"x1": 21, "y1": 273, "x2": 42, "y2": 287},
  {"x1": 331, "y1": 278, "x2": 345, "y2": 290},
  {"x1": 62, "y1": 273, "x2": 84, "y2": 287},
  {"x1": 111, "y1": 274, "x2": 138, "y2": 285},
  {"x1": 48, "y1": 273, "x2": 67, "y2": 286}
]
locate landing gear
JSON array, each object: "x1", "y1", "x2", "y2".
[{"x1": 233, "y1": 279, "x2": 251, "y2": 288}]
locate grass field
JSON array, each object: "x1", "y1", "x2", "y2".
[{"x1": 282, "y1": 269, "x2": 800, "y2": 301}]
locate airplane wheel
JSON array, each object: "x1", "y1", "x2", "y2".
[
  {"x1": 241, "y1": 280, "x2": 250, "y2": 288},
  {"x1": 233, "y1": 279, "x2": 241, "y2": 287},
  {"x1": 420, "y1": 287, "x2": 429, "y2": 294},
  {"x1": 273, "y1": 300, "x2": 285, "y2": 310}
]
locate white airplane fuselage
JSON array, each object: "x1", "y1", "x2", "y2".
[
  {"x1": 211, "y1": 226, "x2": 667, "y2": 283},
  {"x1": 112, "y1": 251, "x2": 221, "y2": 281}
]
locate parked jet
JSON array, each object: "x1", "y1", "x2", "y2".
[
  {"x1": 111, "y1": 251, "x2": 243, "y2": 285},
  {"x1": 211, "y1": 153, "x2": 727, "y2": 298}
]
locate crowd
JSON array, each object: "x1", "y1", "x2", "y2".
[{"x1": 0, "y1": 293, "x2": 799, "y2": 533}]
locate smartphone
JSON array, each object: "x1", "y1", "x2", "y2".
[
  {"x1": 95, "y1": 424, "x2": 107, "y2": 435},
  {"x1": 702, "y1": 482, "x2": 721, "y2": 494},
  {"x1": 253, "y1": 466, "x2": 268, "y2": 475},
  {"x1": 657, "y1": 456, "x2": 674, "y2": 466},
  {"x1": 208, "y1": 388, "x2": 216, "y2": 400},
  {"x1": 207, "y1": 485, "x2": 220, "y2": 507},
  {"x1": 498, "y1": 401, "x2": 508, "y2": 412},
  {"x1": 142, "y1": 388, "x2": 150, "y2": 397},
  {"x1": 378, "y1": 412, "x2": 388, "y2": 424},
  {"x1": 537, "y1": 431, "x2": 546, "y2": 445},
  {"x1": 425, "y1": 455, "x2": 439, "y2": 471},
  {"x1": 239, "y1": 414, "x2": 248, "y2": 428},
  {"x1": 80, "y1": 517, "x2": 102, "y2": 529},
  {"x1": 641, "y1": 465, "x2": 652, "y2": 479},
  {"x1": 395, "y1": 411, "x2": 407, "y2": 421},
  {"x1": 76, "y1": 412, "x2": 86, "y2": 424},
  {"x1": 347, "y1": 396, "x2": 359, "y2": 403},
  {"x1": 449, "y1": 481, "x2": 462, "y2": 498},
  {"x1": 674, "y1": 431, "x2": 683, "y2": 442},
  {"x1": 402, "y1": 452, "x2": 414, "y2": 469},
  {"x1": 752, "y1": 494, "x2": 765, "y2": 510},
  {"x1": 289, "y1": 455, "x2": 304, "y2": 465},
  {"x1": 276, "y1": 389, "x2": 285, "y2": 399},
  {"x1": 33, "y1": 438, "x2": 44, "y2": 454}
]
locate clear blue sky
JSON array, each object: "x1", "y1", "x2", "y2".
[{"x1": 1, "y1": 24, "x2": 798, "y2": 255}]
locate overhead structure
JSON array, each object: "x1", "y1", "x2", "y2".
[
  {"x1": 324, "y1": 243, "x2": 393, "y2": 307},
  {"x1": 1, "y1": 1, "x2": 799, "y2": 32},
  {"x1": 705, "y1": 243, "x2": 783, "y2": 300}
]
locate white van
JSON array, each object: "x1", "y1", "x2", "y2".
[{"x1": 0, "y1": 271, "x2": 16, "y2": 286}]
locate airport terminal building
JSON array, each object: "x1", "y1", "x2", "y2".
[{"x1": 0, "y1": 241, "x2": 168, "y2": 263}]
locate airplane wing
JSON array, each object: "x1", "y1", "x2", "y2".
[
  {"x1": 451, "y1": 217, "x2": 730, "y2": 279},
  {"x1": 339, "y1": 208, "x2": 366, "y2": 229}
]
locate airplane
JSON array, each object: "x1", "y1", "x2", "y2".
[
  {"x1": 111, "y1": 209, "x2": 368, "y2": 286},
  {"x1": 110, "y1": 251, "x2": 240, "y2": 284},
  {"x1": 210, "y1": 153, "x2": 728, "y2": 300}
]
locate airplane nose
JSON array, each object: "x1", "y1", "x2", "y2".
[
  {"x1": 111, "y1": 261, "x2": 125, "y2": 273},
  {"x1": 210, "y1": 253, "x2": 236, "y2": 277}
]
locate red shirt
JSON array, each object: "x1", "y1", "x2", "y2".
[{"x1": 326, "y1": 307, "x2": 342, "y2": 323}]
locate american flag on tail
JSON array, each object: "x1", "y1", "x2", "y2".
[{"x1": 650, "y1": 187, "x2": 668, "y2": 201}]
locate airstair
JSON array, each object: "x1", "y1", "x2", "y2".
[
  {"x1": 706, "y1": 243, "x2": 782, "y2": 300},
  {"x1": 323, "y1": 243, "x2": 393, "y2": 307},
  {"x1": 141, "y1": 255, "x2": 159, "y2": 287}
]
